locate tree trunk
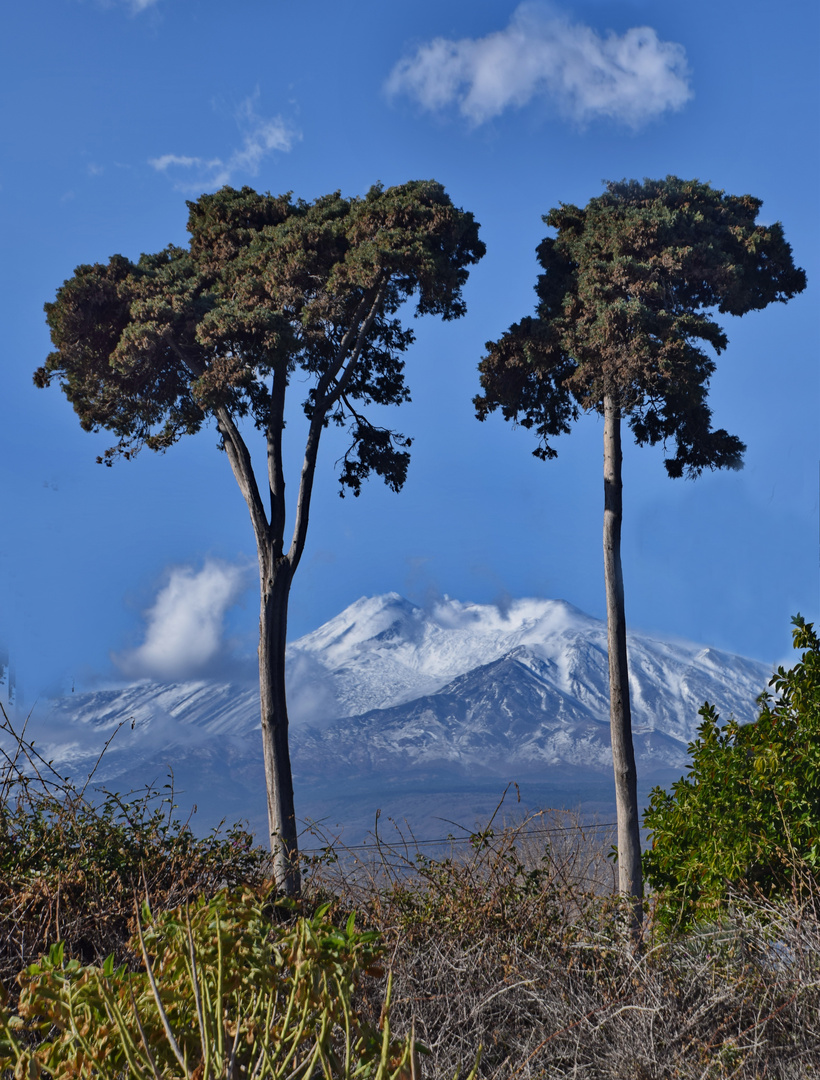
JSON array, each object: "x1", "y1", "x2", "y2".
[
  {"x1": 602, "y1": 394, "x2": 643, "y2": 920},
  {"x1": 258, "y1": 558, "x2": 300, "y2": 897}
]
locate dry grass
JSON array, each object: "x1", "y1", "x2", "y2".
[{"x1": 301, "y1": 805, "x2": 820, "y2": 1079}]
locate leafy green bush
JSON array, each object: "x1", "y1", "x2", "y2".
[
  {"x1": 1, "y1": 889, "x2": 438, "y2": 1080},
  {"x1": 643, "y1": 616, "x2": 820, "y2": 929}
]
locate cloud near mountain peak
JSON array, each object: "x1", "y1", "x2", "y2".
[{"x1": 114, "y1": 560, "x2": 251, "y2": 682}]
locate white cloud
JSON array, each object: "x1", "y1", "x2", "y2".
[
  {"x1": 149, "y1": 95, "x2": 298, "y2": 192},
  {"x1": 386, "y1": 2, "x2": 692, "y2": 129},
  {"x1": 96, "y1": 0, "x2": 160, "y2": 12},
  {"x1": 285, "y1": 652, "x2": 341, "y2": 728},
  {"x1": 149, "y1": 154, "x2": 204, "y2": 171},
  {"x1": 115, "y1": 561, "x2": 250, "y2": 682}
]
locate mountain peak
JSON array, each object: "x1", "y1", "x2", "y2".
[
  {"x1": 287, "y1": 592, "x2": 769, "y2": 724},
  {"x1": 14, "y1": 591, "x2": 775, "y2": 842},
  {"x1": 296, "y1": 593, "x2": 419, "y2": 657}
]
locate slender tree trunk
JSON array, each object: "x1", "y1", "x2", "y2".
[
  {"x1": 602, "y1": 394, "x2": 643, "y2": 920},
  {"x1": 258, "y1": 556, "x2": 300, "y2": 896},
  {"x1": 214, "y1": 407, "x2": 301, "y2": 895},
  {"x1": 215, "y1": 285, "x2": 389, "y2": 897}
]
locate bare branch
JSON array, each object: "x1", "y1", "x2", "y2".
[
  {"x1": 322, "y1": 279, "x2": 391, "y2": 411},
  {"x1": 288, "y1": 277, "x2": 389, "y2": 570},
  {"x1": 266, "y1": 368, "x2": 288, "y2": 549},
  {"x1": 215, "y1": 406, "x2": 270, "y2": 555}
]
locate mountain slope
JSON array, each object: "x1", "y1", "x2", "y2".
[
  {"x1": 288, "y1": 594, "x2": 770, "y2": 748},
  {"x1": 14, "y1": 594, "x2": 772, "y2": 839}
]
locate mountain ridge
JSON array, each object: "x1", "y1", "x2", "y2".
[{"x1": 10, "y1": 593, "x2": 773, "y2": 841}]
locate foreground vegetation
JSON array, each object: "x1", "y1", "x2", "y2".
[
  {"x1": 3, "y1": 620, "x2": 820, "y2": 1078},
  {"x1": 645, "y1": 615, "x2": 820, "y2": 931}
]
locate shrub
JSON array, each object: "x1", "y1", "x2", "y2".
[
  {"x1": 1, "y1": 890, "x2": 435, "y2": 1080},
  {"x1": 304, "y1": 816, "x2": 820, "y2": 1078},
  {"x1": 0, "y1": 708, "x2": 269, "y2": 995},
  {"x1": 643, "y1": 615, "x2": 820, "y2": 929}
]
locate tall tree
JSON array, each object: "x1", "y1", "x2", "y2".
[
  {"x1": 475, "y1": 177, "x2": 805, "y2": 917},
  {"x1": 37, "y1": 181, "x2": 485, "y2": 895}
]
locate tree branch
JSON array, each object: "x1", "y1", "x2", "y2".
[
  {"x1": 321, "y1": 279, "x2": 390, "y2": 411},
  {"x1": 216, "y1": 406, "x2": 270, "y2": 561},
  {"x1": 163, "y1": 332, "x2": 272, "y2": 566},
  {"x1": 267, "y1": 367, "x2": 287, "y2": 556},
  {"x1": 288, "y1": 277, "x2": 389, "y2": 571}
]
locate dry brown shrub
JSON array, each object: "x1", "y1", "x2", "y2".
[
  {"x1": 0, "y1": 706, "x2": 269, "y2": 1007},
  {"x1": 300, "y1": 801, "x2": 820, "y2": 1079},
  {"x1": 5, "y1": 717, "x2": 820, "y2": 1079}
]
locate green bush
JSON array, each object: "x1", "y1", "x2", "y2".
[
  {"x1": 1, "y1": 890, "x2": 437, "y2": 1080},
  {"x1": 643, "y1": 615, "x2": 820, "y2": 929}
]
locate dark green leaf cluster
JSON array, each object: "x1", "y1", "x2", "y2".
[
  {"x1": 37, "y1": 181, "x2": 484, "y2": 492},
  {"x1": 643, "y1": 616, "x2": 820, "y2": 930},
  {"x1": 476, "y1": 176, "x2": 806, "y2": 478}
]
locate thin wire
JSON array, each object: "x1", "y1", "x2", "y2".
[{"x1": 301, "y1": 819, "x2": 619, "y2": 855}]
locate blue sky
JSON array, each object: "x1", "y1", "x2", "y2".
[{"x1": 2, "y1": 0, "x2": 818, "y2": 705}]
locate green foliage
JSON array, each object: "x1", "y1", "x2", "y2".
[
  {"x1": 475, "y1": 176, "x2": 806, "y2": 478},
  {"x1": 37, "y1": 180, "x2": 485, "y2": 496},
  {"x1": 1, "y1": 890, "x2": 433, "y2": 1080},
  {"x1": 643, "y1": 616, "x2": 820, "y2": 929}
]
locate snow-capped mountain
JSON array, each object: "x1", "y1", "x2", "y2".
[
  {"x1": 13, "y1": 594, "x2": 772, "y2": 842},
  {"x1": 288, "y1": 593, "x2": 768, "y2": 747}
]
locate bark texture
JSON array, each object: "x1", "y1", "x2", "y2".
[
  {"x1": 602, "y1": 395, "x2": 643, "y2": 916},
  {"x1": 258, "y1": 563, "x2": 299, "y2": 895}
]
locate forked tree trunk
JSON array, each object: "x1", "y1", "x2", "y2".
[
  {"x1": 258, "y1": 560, "x2": 300, "y2": 896},
  {"x1": 214, "y1": 280, "x2": 391, "y2": 898},
  {"x1": 602, "y1": 394, "x2": 643, "y2": 921},
  {"x1": 216, "y1": 406, "x2": 303, "y2": 897}
]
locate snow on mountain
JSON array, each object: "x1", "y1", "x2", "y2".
[
  {"x1": 290, "y1": 593, "x2": 602, "y2": 715},
  {"x1": 10, "y1": 593, "x2": 773, "y2": 838},
  {"x1": 287, "y1": 593, "x2": 770, "y2": 747},
  {"x1": 29, "y1": 681, "x2": 262, "y2": 779}
]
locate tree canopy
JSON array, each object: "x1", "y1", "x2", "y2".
[
  {"x1": 38, "y1": 180, "x2": 484, "y2": 495},
  {"x1": 476, "y1": 176, "x2": 806, "y2": 476}
]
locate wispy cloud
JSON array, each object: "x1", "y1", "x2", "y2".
[
  {"x1": 149, "y1": 94, "x2": 298, "y2": 191},
  {"x1": 386, "y1": 2, "x2": 692, "y2": 129},
  {"x1": 97, "y1": 0, "x2": 160, "y2": 13},
  {"x1": 115, "y1": 561, "x2": 251, "y2": 682},
  {"x1": 285, "y1": 652, "x2": 341, "y2": 729}
]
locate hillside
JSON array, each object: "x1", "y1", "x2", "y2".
[{"x1": 16, "y1": 594, "x2": 771, "y2": 843}]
